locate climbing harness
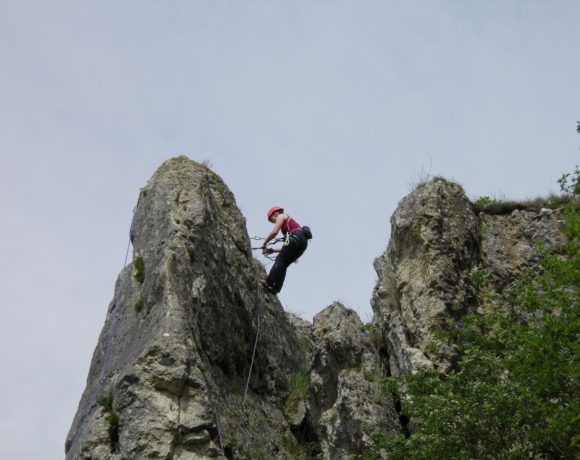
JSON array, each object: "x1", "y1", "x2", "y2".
[
  {"x1": 284, "y1": 231, "x2": 303, "y2": 246},
  {"x1": 66, "y1": 237, "x2": 132, "y2": 460}
]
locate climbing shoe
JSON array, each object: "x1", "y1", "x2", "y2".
[{"x1": 260, "y1": 280, "x2": 276, "y2": 294}]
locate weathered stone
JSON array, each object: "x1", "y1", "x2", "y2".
[
  {"x1": 480, "y1": 208, "x2": 566, "y2": 292},
  {"x1": 307, "y1": 303, "x2": 401, "y2": 458},
  {"x1": 371, "y1": 179, "x2": 567, "y2": 379},
  {"x1": 67, "y1": 159, "x2": 569, "y2": 459},
  {"x1": 285, "y1": 312, "x2": 315, "y2": 364},
  {"x1": 66, "y1": 157, "x2": 307, "y2": 459},
  {"x1": 372, "y1": 178, "x2": 481, "y2": 375}
]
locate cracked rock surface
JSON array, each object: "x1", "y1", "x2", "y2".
[
  {"x1": 372, "y1": 179, "x2": 480, "y2": 375},
  {"x1": 372, "y1": 178, "x2": 566, "y2": 376},
  {"x1": 67, "y1": 163, "x2": 567, "y2": 459},
  {"x1": 307, "y1": 303, "x2": 402, "y2": 459},
  {"x1": 66, "y1": 157, "x2": 307, "y2": 459}
]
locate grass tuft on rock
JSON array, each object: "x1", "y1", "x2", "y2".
[{"x1": 134, "y1": 255, "x2": 145, "y2": 284}]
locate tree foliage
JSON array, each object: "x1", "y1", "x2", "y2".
[{"x1": 363, "y1": 167, "x2": 580, "y2": 460}]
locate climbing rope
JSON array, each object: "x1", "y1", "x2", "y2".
[
  {"x1": 243, "y1": 275, "x2": 263, "y2": 404},
  {"x1": 212, "y1": 406, "x2": 226, "y2": 456},
  {"x1": 250, "y1": 235, "x2": 284, "y2": 244},
  {"x1": 242, "y1": 233, "x2": 288, "y2": 399},
  {"x1": 250, "y1": 235, "x2": 284, "y2": 261},
  {"x1": 65, "y1": 237, "x2": 132, "y2": 459}
]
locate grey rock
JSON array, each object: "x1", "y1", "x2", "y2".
[
  {"x1": 283, "y1": 313, "x2": 314, "y2": 430},
  {"x1": 66, "y1": 157, "x2": 307, "y2": 459},
  {"x1": 371, "y1": 178, "x2": 481, "y2": 374},
  {"x1": 307, "y1": 303, "x2": 401, "y2": 459},
  {"x1": 480, "y1": 208, "x2": 566, "y2": 292},
  {"x1": 371, "y1": 178, "x2": 567, "y2": 379},
  {"x1": 67, "y1": 159, "x2": 569, "y2": 460},
  {"x1": 285, "y1": 312, "x2": 314, "y2": 364}
]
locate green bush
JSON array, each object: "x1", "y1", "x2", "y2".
[
  {"x1": 474, "y1": 195, "x2": 493, "y2": 208},
  {"x1": 363, "y1": 167, "x2": 580, "y2": 460}
]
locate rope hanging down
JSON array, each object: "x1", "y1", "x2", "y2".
[{"x1": 243, "y1": 271, "x2": 263, "y2": 404}]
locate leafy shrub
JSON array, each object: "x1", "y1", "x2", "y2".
[
  {"x1": 474, "y1": 195, "x2": 493, "y2": 208},
  {"x1": 468, "y1": 265, "x2": 490, "y2": 289}
]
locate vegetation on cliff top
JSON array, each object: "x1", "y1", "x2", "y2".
[
  {"x1": 472, "y1": 192, "x2": 572, "y2": 215},
  {"x1": 363, "y1": 166, "x2": 580, "y2": 459}
]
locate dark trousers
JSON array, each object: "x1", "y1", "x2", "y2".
[{"x1": 266, "y1": 231, "x2": 308, "y2": 293}]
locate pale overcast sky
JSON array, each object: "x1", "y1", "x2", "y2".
[{"x1": 1, "y1": 1, "x2": 579, "y2": 458}]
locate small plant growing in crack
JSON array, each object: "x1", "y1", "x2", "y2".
[
  {"x1": 134, "y1": 255, "x2": 145, "y2": 284},
  {"x1": 98, "y1": 389, "x2": 120, "y2": 452},
  {"x1": 134, "y1": 297, "x2": 144, "y2": 313}
]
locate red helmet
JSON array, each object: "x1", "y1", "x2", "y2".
[{"x1": 267, "y1": 206, "x2": 284, "y2": 219}]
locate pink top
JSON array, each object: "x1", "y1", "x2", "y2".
[{"x1": 281, "y1": 215, "x2": 301, "y2": 234}]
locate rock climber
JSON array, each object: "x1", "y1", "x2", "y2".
[{"x1": 260, "y1": 206, "x2": 311, "y2": 294}]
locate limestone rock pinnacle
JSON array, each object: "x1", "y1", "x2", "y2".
[{"x1": 66, "y1": 156, "x2": 307, "y2": 459}]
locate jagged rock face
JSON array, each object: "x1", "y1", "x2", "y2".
[
  {"x1": 307, "y1": 303, "x2": 402, "y2": 459},
  {"x1": 371, "y1": 179, "x2": 481, "y2": 375},
  {"x1": 67, "y1": 161, "x2": 568, "y2": 460},
  {"x1": 66, "y1": 157, "x2": 307, "y2": 459},
  {"x1": 480, "y1": 208, "x2": 566, "y2": 292},
  {"x1": 372, "y1": 178, "x2": 567, "y2": 378}
]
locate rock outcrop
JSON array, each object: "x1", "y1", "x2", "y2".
[
  {"x1": 67, "y1": 160, "x2": 566, "y2": 459},
  {"x1": 480, "y1": 208, "x2": 566, "y2": 292},
  {"x1": 371, "y1": 178, "x2": 566, "y2": 377},
  {"x1": 371, "y1": 178, "x2": 480, "y2": 375},
  {"x1": 306, "y1": 303, "x2": 401, "y2": 459},
  {"x1": 66, "y1": 157, "x2": 308, "y2": 459}
]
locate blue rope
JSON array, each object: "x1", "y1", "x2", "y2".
[{"x1": 66, "y1": 238, "x2": 132, "y2": 459}]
